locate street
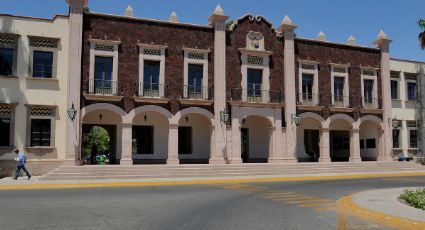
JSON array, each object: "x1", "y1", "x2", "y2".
[{"x1": 1, "y1": 176, "x2": 424, "y2": 230}]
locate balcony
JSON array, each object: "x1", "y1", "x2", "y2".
[
  {"x1": 297, "y1": 93, "x2": 323, "y2": 111},
  {"x1": 329, "y1": 95, "x2": 354, "y2": 112},
  {"x1": 179, "y1": 85, "x2": 214, "y2": 106},
  {"x1": 133, "y1": 82, "x2": 169, "y2": 104},
  {"x1": 83, "y1": 79, "x2": 123, "y2": 102},
  {"x1": 229, "y1": 88, "x2": 284, "y2": 108},
  {"x1": 361, "y1": 97, "x2": 381, "y2": 113}
]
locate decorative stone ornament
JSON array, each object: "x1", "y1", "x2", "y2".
[
  {"x1": 208, "y1": 4, "x2": 229, "y2": 25},
  {"x1": 373, "y1": 30, "x2": 392, "y2": 46},
  {"x1": 278, "y1": 15, "x2": 297, "y2": 32},
  {"x1": 169, "y1": 11, "x2": 178, "y2": 22},
  {"x1": 347, "y1": 35, "x2": 356, "y2": 45},
  {"x1": 125, "y1": 5, "x2": 134, "y2": 17},
  {"x1": 246, "y1": 31, "x2": 264, "y2": 50},
  {"x1": 317, "y1": 31, "x2": 326, "y2": 41}
]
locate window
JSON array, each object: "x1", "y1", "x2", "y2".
[
  {"x1": 143, "y1": 60, "x2": 160, "y2": 97},
  {"x1": 407, "y1": 82, "x2": 417, "y2": 101},
  {"x1": 33, "y1": 51, "x2": 53, "y2": 78},
  {"x1": 30, "y1": 119, "x2": 51, "y2": 147},
  {"x1": 178, "y1": 127, "x2": 192, "y2": 154},
  {"x1": 302, "y1": 74, "x2": 313, "y2": 102},
  {"x1": 391, "y1": 80, "x2": 398, "y2": 100},
  {"x1": 363, "y1": 79, "x2": 374, "y2": 103},
  {"x1": 0, "y1": 48, "x2": 13, "y2": 76},
  {"x1": 94, "y1": 56, "x2": 113, "y2": 94},
  {"x1": 392, "y1": 129, "x2": 400, "y2": 148},
  {"x1": 334, "y1": 77, "x2": 345, "y2": 105},
  {"x1": 0, "y1": 118, "x2": 10, "y2": 146},
  {"x1": 247, "y1": 69, "x2": 262, "y2": 102},
  {"x1": 366, "y1": 139, "x2": 376, "y2": 149},
  {"x1": 409, "y1": 130, "x2": 417, "y2": 148},
  {"x1": 132, "y1": 126, "x2": 154, "y2": 155},
  {"x1": 188, "y1": 64, "x2": 203, "y2": 99}
]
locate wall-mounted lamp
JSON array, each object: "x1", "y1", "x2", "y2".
[
  {"x1": 185, "y1": 115, "x2": 189, "y2": 123},
  {"x1": 144, "y1": 113, "x2": 147, "y2": 122},
  {"x1": 67, "y1": 103, "x2": 77, "y2": 121},
  {"x1": 99, "y1": 113, "x2": 103, "y2": 122},
  {"x1": 242, "y1": 118, "x2": 246, "y2": 125},
  {"x1": 391, "y1": 118, "x2": 400, "y2": 129},
  {"x1": 291, "y1": 114, "x2": 302, "y2": 127},
  {"x1": 220, "y1": 108, "x2": 229, "y2": 123}
]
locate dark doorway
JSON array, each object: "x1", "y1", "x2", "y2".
[
  {"x1": 178, "y1": 127, "x2": 192, "y2": 155},
  {"x1": 303, "y1": 129, "x2": 320, "y2": 162},
  {"x1": 82, "y1": 124, "x2": 117, "y2": 165},
  {"x1": 132, "y1": 126, "x2": 154, "y2": 155},
  {"x1": 241, "y1": 128, "x2": 249, "y2": 163},
  {"x1": 330, "y1": 130, "x2": 350, "y2": 162}
]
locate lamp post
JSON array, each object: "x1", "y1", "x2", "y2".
[{"x1": 67, "y1": 103, "x2": 77, "y2": 122}]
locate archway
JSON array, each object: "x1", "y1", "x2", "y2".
[
  {"x1": 81, "y1": 106, "x2": 123, "y2": 164},
  {"x1": 328, "y1": 115, "x2": 354, "y2": 162},
  {"x1": 358, "y1": 116, "x2": 383, "y2": 161},
  {"x1": 297, "y1": 113, "x2": 324, "y2": 162},
  {"x1": 240, "y1": 115, "x2": 272, "y2": 163}
]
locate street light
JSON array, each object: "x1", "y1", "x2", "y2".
[
  {"x1": 220, "y1": 108, "x2": 229, "y2": 123},
  {"x1": 67, "y1": 103, "x2": 77, "y2": 121},
  {"x1": 291, "y1": 114, "x2": 302, "y2": 127},
  {"x1": 391, "y1": 118, "x2": 400, "y2": 129}
]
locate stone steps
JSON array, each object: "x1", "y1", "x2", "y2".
[{"x1": 40, "y1": 162, "x2": 424, "y2": 180}]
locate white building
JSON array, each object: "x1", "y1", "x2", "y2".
[
  {"x1": 390, "y1": 58, "x2": 425, "y2": 159},
  {"x1": 0, "y1": 14, "x2": 69, "y2": 174}
]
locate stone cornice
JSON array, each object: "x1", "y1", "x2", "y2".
[
  {"x1": 238, "y1": 48, "x2": 273, "y2": 56},
  {"x1": 182, "y1": 47, "x2": 211, "y2": 54},
  {"x1": 89, "y1": 38, "x2": 121, "y2": 46},
  {"x1": 137, "y1": 43, "x2": 168, "y2": 50}
]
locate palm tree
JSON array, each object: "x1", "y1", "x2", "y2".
[{"x1": 419, "y1": 19, "x2": 425, "y2": 49}]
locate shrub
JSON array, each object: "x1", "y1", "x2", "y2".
[{"x1": 399, "y1": 188, "x2": 425, "y2": 210}]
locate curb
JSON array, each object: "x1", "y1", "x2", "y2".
[
  {"x1": 336, "y1": 194, "x2": 425, "y2": 230},
  {"x1": 0, "y1": 172, "x2": 425, "y2": 191}
]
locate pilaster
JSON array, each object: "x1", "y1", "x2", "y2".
[
  {"x1": 120, "y1": 123, "x2": 133, "y2": 165},
  {"x1": 319, "y1": 128, "x2": 331, "y2": 162},
  {"x1": 167, "y1": 124, "x2": 179, "y2": 165},
  {"x1": 349, "y1": 129, "x2": 361, "y2": 162}
]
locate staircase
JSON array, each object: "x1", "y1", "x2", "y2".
[{"x1": 40, "y1": 162, "x2": 425, "y2": 181}]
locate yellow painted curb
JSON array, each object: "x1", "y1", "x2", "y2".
[
  {"x1": 336, "y1": 194, "x2": 425, "y2": 230},
  {"x1": 0, "y1": 171, "x2": 425, "y2": 191}
]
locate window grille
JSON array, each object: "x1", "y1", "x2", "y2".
[
  {"x1": 301, "y1": 63, "x2": 316, "y2": 70},
  {"x1": 30, "y1": 38, "x2": 58, "y2": 48},
  {"x1": 0, "y1": 105, "x2": 12, "y2": 115},
  {"x1": 333, "y1": 67, "x2": 346, "y2": 73},
  {"x1": 143, "y1": 48, "x2": 161, "y2": 56},
  {"x1": 247, "y1": 55, "x2": 264, "y2": 65},
  {"x1": 404, "y1": 73, "x2": 418, "y2": 81},
  {"x1": 94, "y1": 44, "x2": 114, "y2": 52},
  {"x1": 188, "y1": 52, "x2": 204, "y2": 60},
  {"x1": 390, "y1": 71, "x2": 400, "y2": 78},
  {"x1": 30, "y1": 107, "x2": 54, "y2": 116},
  {"x1": 362, "y1": 69, "x2": 375, "y2": 76},
  {"x1": 0, "y1": 34, "x2": 16, "y2": 46},
  {"x1": 407, "y1": 120, "x2": 417, "y2": 128}
]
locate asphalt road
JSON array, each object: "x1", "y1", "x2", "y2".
[{"x1": 1, "y1": 176, "x2": 424, "y2": 230}]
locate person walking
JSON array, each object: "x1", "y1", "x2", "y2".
[{"x1": 12, "y1": 148, "x2": 31, "y2": 180}]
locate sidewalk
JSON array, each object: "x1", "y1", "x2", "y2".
[
  {"x1": 337, "y1": 187, "x2": 425, "y2": 230},
  {"x1": 1, "y1": 170, "x2": 425, "y2": 190}
]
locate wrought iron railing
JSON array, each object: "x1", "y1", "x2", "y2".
[
  {"x1": 362, "y1": 97, "x2": 380, "y2": 109},
  {"x1": 297, "y1": 93, "x2": 322, "y2": 105},
  {"x1": 330, "y1": 95, "x2": 350, "y2": 108},
  {"x1": 181, "y1": 85, "x2": 213, "y2": 100},
  {"x1": 230, "y1": 88, "x2": 284, "y2": 103},
  {"x1": 84, "y1": 79, "x2": 122, "y2": 96},
  {"x1": 135, "y1": 82, "x2": 168, "y2": 98}
]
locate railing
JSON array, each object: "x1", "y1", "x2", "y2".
[
  {"x1": 135, "y1": 82, "x2": 168, "y2": 98},
  {"x1": 330, "y1": 95, "x2": 350, "y2": 108},
  {"x1": 181, "y1": 85, "x2": 213, "y2": 100},
  {"x1": 230, "y1": 88, "x2": 284, "y2": 104},
  {"x1": 84, "y1": 79, "x2": 122, "y2": 96},
  {"x1": 362, "y1": 97, "x2": 380, "y2": 109},
  {"x1": 297, "y1": 93, "x2": 322, "y2": 105}
]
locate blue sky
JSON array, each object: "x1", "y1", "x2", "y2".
[{"x1": 1, "y1": 0, "x2": 424, "y2": 61}]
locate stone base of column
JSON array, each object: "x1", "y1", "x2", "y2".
[
  {"x1": 209, "y1": 158, "x2": 227, "y2": 164},
  {"x1": 378, "y1": 155, "x2": 395, "y2": 162},
  {"x1": 62, "y1": 159, "x2": 82, "y2": 166},
  {"x1": 229, "y1": 158, "x2": 242, "y2": 164},
  {"x1": 167, "y1": 158, "x2": 180, "y2": 165},
  {"x1": 283, "y1": 158, "x2": 297, "y2": 163},
  {"x1": 319, "y1": 157, "x2": 331, "y2": 163},
  {"x1": 349, "y1": 157, "x2": 362, "y2": 162},
  {"x1": 120, "y1": 159, "x2": 133, "y2": 165},
  {"x1": 268, "y1": 158, "x2": 285, "y2": 163}
]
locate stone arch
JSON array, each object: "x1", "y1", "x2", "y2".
[
  {"x1": 125, "y1": 105, "x2": 172, "y2": 124},
  {"x1": 171, "y1": 107, "x2": 214, "y2": 125},
  {"x1": 356, "y1": 115, "x2": 383, "y2": 130},
  {"x1": 299, "y1": 112, "x2": 325, "y2": 126},
  {"x1": 81, "y1": 103, "x2": 126, "y2": 122},
  {"x1": 325, "y1": 114, "x2": 355, "y2": 129}
]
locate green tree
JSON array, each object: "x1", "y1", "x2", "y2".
[
  {"x1": 83, "y1": 126, "x2": 110, "y2": 158},
  {"x1": 419, "y1": 19, "x2": 425, "y2": 49}
]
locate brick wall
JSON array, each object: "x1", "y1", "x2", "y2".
[{"x1": 81, "y1": 13, "x2": 215, "y2": 114}]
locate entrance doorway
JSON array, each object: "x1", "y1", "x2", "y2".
[
  {"x1": 330, "y1": 130, "x2": 350, "y2": 162},
  {"x1": 178, "y1": 126, "x2": 192, "y2": 155},
  {"x1": 132, "y1": 125, "x2": 154, "y2": 155},
  {"x1": 304, "y1": 129, "x2": 320, "y2": 162},
  {"x1": 241, "y1": 128, "x2": 249, "y2": 163},
  {"x1": 82, "y1": 124, "x2": 117, "y2": 165}
]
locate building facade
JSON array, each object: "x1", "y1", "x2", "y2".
[
  {"x1": 390, "y1": 58, "x2": 425, "y2": 160},
  {"x1": 0, "y1": 13, "x2": 69, "y2": 173},
  {"x1": 63, "y1": 0, "x2": 394, "y2": 166}
]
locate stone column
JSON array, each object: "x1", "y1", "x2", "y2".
[
  {"x1": 120, "y1": 123, "x2": 133, "y2": 165},
  {"x1": 167, "y1": 124, "x2": 179, "y2": 165},
  {"x1": 269, "y1": 109, "x2": 284, "y2": 163},
  {"x1": 378, "y1": 128, "x2": 385, "y2": 161},
  {"x1": 209, "y1": 125, "x2": 218, "y2": 164},
  {"x1": 209, "y1": 5, "x2": 229, "y2": 164},
  {"x1": 267, "y1": 126, "x2": 275, "y2": 162},
  {"x1": 374, "y1": 30, "x2": 393, "y2": 162},
  {"x1": 349, "y1": 129, "x2": 361, "y2": 162},
  {"x1": 400, "y1": 120, "x2": 409, "y2": 157},
  {"x1": 319, "y1": 128, "x2": 331, "y2": 162},
  {"x1": 230, "y1": 107, "x2": 242, "y2": 164},
  {"x1": 64, "y1": 0, "x2": 87, "y2": 165},
  {"x1": 279, "y1": 15, "x2": 298, "y2": 163}
]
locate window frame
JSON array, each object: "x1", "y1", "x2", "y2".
[
  {"x1": 26, "y1": 106, "x2": 56, "y2": 148},
  {"x1": 406, "y1": 80, "x2": 417, "y2": 102},
  {"x1": 28, "y1": 36, "x2": 58, "y2": 79},
  {"x1": 138, "y1": 43, "x2": 167, "y2": 98},
  {"x1": 0, "y1": 34, "x2": 18, "y2": 77},
  {"x1": 330, "y1": 64, "x2": 350, "y2": 107},
  {"x1": 360, "y1": 68, "x2": 378, "y2": 108},
  {"x1": 30, "y1": 118, "x2": 52, "y2": 147},
  {"x1": 298, "y1": 60, "x2": 319, "y2": 105},
  {"x1": 0, "y1": 104, "x2": 15, "y2": 147},
  {"x1": 183, "y1": 47, "x2": 209, "y2": 100}
]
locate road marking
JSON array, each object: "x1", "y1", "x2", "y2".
[
  {"x1": 298, "y1": 202, "x2": 335, "y2": 207},
  {"x1": 314, "y1": 206, "x2": 336, "y2": 213},
  {"x1": 286, "y1": 199, "x2": 333, "y2": 204}
]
